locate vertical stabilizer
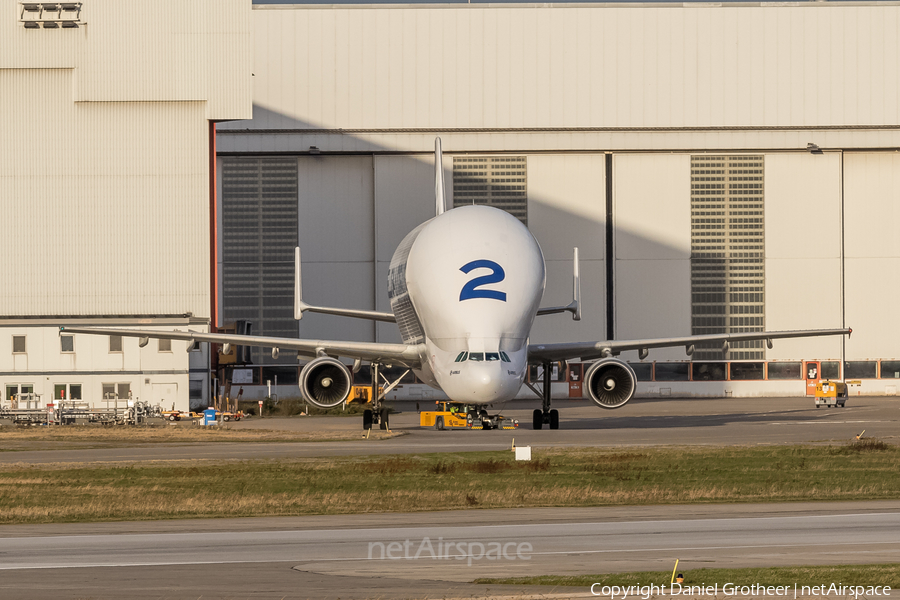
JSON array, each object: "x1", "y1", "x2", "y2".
[
  {"x1": 294, "y1": 246, "x2": 306, "y2": 320},
  {"x1": 435, "y1": 137, "x2": 446, "y2": 216},
  {"x1": 572, "y1": 247, "x2": 582, "y2": 321}
]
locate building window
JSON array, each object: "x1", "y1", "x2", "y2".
[
  {"x1": 453, "y1": 156, "x2": 527, "y2": 224},
  {"x1": 844, "y1": 361, "x2": 878, "y2": 379},
  {"x1": 102, "y1": 383, "x2": 131, "y2": 401},
  {"x1": 767, "y1": 362, "x2": 801, "y2": 380},
  {"x1": 730, "y1": 362, "x2": 764, "y2": 380},
  {"x1": 12, "y1": 335, "x2": 26, "y2": 354},
  {"x1": 691, "y1": 362, "x2": 727, "y2": 381},
  {"x1": 821, "y1": 361, "x2": 841, "y2": 380},
  {"x1": 880, "y1": 361, "x2": 900, "y2": 379},
  {"x1": 190, "y1": 340, "x2": 201, "y2": 352},
  {"x1": 109, "y1": 335, "x2": 123, "y2": 353},
  {"x1": 691, "y1": 155, "x2": 765, "y2": 360},
  {"x1": 60, "y1": 335, "x2": 74, "y2": 353},
  {"x1": 159, "y1": 338, "x2": 172, "y2": 352},
  {"x1": 54, "y1": 383, "x2": 82, "y2": 401},
  {"x1": 628, "y1": 363, "x2": 653, "y2": 381},
  {"x1": 189, "y1": 380, "x2": 203, "y2": 400},
  {"x1": 654, "y1": 362, "x2": 690, "y2": 381}
]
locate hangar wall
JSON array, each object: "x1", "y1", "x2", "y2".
[
  {"x1": 229, "y1": 3, "x2": 900, "y2": 132},
  {"x1": 216, "y1": 2, "x2": 900, "y2": 399},
  {"x1": 2, "y1": 0, "x2": 252, "y2": 410}
]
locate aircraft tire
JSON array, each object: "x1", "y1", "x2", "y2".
[
  {"x1": 549, "y1": 409, "x2": 559, "y2": 430},
  {"x1": 435, "y1": 416, "x2": 444, "y2": 431},
  {"x1": 532, "y1": 409, "x2": 543, "y2": 430},
  {"x1": 380, "y1": 408, "x2": 390, "y2": 430},
  {"x1": 363, "y1": 409, "x2": 373, "y2": 430}
]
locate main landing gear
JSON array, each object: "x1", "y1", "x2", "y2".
[
  {"x1": 526, "y1": 362, "x2": 559, "y2": 430},
  {"x1": 361, "y1": 363, "x2": 409, "y2": 431}
]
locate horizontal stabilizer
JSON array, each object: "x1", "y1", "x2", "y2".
[{"x1": 294, "y1": 246, "x2": 396, "y2": 323}]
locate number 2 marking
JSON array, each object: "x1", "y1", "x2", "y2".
[{"x1": 459, "y1": 260, "x2": 507, "y2": 302}]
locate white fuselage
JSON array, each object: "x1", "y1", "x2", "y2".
[{"x1": 388, "y1": 205, "x2": 545, "y2": 405}]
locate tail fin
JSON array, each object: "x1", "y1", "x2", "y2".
[
  {"x1": 294, "y1": 246, "x2": 308, "y2": 320},
  {"x1": 572, "y1": 247, "x2": 582, "y2": 321},
  {"x1": 535, "y1": 247, "x2": 581, "y2": 320},
  {"x1": 435, "y1": 137, "x2": 446, "y2": 216}
]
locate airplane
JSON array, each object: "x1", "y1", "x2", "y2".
[{"x1": 61, "y1": 138, "x2": 851, "y2": 430}]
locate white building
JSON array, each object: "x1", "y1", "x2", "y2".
[
  {"x1": 217, "y1": 1, "x2": 900, "y2": 399},
  {"x1": 1, "y1": 1, "x2": 252, "y2": 410},
  {"x1": 4, "y1": 1, "x2": 899, "y2": 406}
]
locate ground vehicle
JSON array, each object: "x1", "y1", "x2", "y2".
[
  {"x1": 348, "y1": 385, "x2": 385, "y2": 404},
  {"x1": 219, "y1": 411, "x2": 244, "y2": 421},
  {"x1": 420, "y1": 401, "x2": 517, "y2": 430},
  {"x1": 815, "y1": 380, "x2": 848, "y2": 408},
  {"x1": 161, "y1": 410, "x2": 183, "y2": 422}
]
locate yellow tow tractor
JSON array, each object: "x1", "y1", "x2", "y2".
[
  {"x1": 815, "y1": 380, "x2": 848, "y2": 408},
  {"x1": 420, "y1": 401, "x2": 518, "y2": 431}
]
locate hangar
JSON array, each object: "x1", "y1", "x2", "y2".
[
  {"x1": 216, "y1": 1, "x2": 900, "y2": 400},
  {"x1": 3, "y1": 1, "x2": 899, "y2": 409},
  {"x1": 1, "y1": 0, "x2": 251, "y2": 411}
]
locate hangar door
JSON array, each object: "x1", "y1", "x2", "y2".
[{"x1": 296, "y1": 156, "x2": 376, "y2": 344}]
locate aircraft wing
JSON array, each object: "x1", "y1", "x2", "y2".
[
  {"x1": 59, "y1": 327, "x2": 424, "y2": 368},
  {"x1": 527, "y1": 328, "x2": 851, "y2": 364}
]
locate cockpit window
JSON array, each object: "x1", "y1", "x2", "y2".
[
  {"x1": 485, "y1": 353, "x2": 500, "y2": 362},
  {"x1": 468, "y1": 352, "x2": 484, "y2": 362},
  {"x1": 500, "y1": 352, "x2": 511, "y2": 363},
  {"x1": 455, "y1": 352, "x2": 467, "y2": 362}
]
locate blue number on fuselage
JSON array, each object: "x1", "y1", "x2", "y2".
[{"x1": 459, "y1": 260, "x2": 507, "y2": 302}]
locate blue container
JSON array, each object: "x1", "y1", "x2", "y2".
[{"x1": 203, "y1": 408, "x2": 218, "y2": 426}]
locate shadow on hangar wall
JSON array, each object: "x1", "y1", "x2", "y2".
[{"x1": 217, "y1": 105, "x2": 844, "y2": 399}]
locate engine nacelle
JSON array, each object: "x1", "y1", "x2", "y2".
[
  {"x1": 584, "y1": 358, "x2": 636, "y2": 409},
  {"x1": 299, "y1": 357, "x2": 352, "y2": 409}
]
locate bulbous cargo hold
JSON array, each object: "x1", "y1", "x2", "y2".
[
  {"x1": 299, "y1": 357, "x2": 352, "y2": 408},
  {"x1": 585, "y1": 359, "x2": 637, "y2": 409}
]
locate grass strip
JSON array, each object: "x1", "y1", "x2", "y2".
[
  {"x1": 473, "y1": 564, "x2": 900, "y2": 587},
  {"x1": 0, "y1": 440, "x2": 896, "y2": 524},
  {"x1": 0, "y1": 425, "x2": 398, "y2": 450}
]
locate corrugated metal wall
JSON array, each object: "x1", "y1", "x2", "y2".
[
  {"x1": 1, "y1": 0, "x2": 252, "y2": 318},
  {"x1": 228, "y1": 3, "x2": 900, "y2": 132}
]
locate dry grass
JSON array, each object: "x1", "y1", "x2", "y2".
[
  {"x1": 0, "y1": 424, "x2": 399, "y2": 451},
  {"x1": 0, "y1": 441, "x2": 898, "y2": 524}
]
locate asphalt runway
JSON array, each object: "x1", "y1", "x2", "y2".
[
  {"x1": 1, "y1": 502, "x2": 898, "y2": 600},
  {"x1": 1, "y1": 396, "x2": 897, "y2": 465}
]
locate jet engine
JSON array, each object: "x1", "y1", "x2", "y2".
[
  {"x1": 299, "y1": 357, "x2": 352, "y2": 409},
  {"x1": 584, "y1": 359, "x2": 636, "y2": 409}
]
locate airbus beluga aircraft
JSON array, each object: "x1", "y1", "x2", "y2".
[{"x1": 61, "y1": 139, "x2": 850, "y2": 430}]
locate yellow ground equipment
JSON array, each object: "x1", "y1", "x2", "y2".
[
  {"x1": 420, "y1": 401, "x2": 518, "y2": 430},
  {"x1": 347, "y1": 385, "x2": 385, "y2": 404},
  {"x1": 815, "y1": 380, "x2": 848, "y2": 408}
]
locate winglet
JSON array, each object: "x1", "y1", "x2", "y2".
[
  {"x1": 435, "y1": 137, "x2": 446, "y2": 217},
  {"x1": 572, "y1": 247, "x2": 581, "y2": 321},
  {"x1": 294, "y1": 246, "x2": 309, "y2": 320}
]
